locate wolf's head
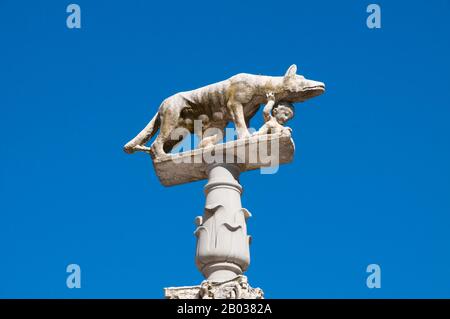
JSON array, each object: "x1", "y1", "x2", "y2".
[{"x1": 281, "y1": 64, "x2": 325, "y2": 103}]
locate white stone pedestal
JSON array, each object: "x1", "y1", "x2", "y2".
[
  {"x1": 164, "y1": 275, "x2": 263, "y2": 299},
  {"x1": 195, "y1": 163, "x2": 250, "y2": 282},
  {"x1": 160, "y1": 132, "x2": 295, "y2": 299}
]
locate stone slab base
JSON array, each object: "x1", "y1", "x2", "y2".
[
  {"x1": 164, "y1": 275, "x2": 264, "y2": 299},
  {"x1": 153, "y1": 131, "x2": 295, "y2": 186}
]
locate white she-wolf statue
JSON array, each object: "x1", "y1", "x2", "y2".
[{"x1": 123, "y1": 64, "x2": 325, "y2": 158}]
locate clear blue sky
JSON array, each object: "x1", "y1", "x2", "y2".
[{"x1": 1, "y1": 0, "x2": 449, "y2": 298}]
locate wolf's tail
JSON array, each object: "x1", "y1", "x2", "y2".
[{"x1": 123, "y1": 112, "x2": 161, "y2": 154}]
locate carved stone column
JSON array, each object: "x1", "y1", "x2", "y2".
[
  {"x1": 194, "y1": 163, "x2": 251, "y2": 282},
  {"x1": 160, "y1": 132, "x2": 296, "y2": 299}
]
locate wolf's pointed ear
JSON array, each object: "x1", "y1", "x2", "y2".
[{"x1": 284, "y1": 64, "x2": 297, "y2": 78}]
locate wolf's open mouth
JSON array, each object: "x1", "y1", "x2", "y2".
[
  {"x1": 304, "y1": 84, "x2": 325, "y2": 92},
  {"x1": 297, "y1": 85, "x2": 325, "y2": 101}
]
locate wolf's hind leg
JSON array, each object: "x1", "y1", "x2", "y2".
[
  {"x1": 150, "y1": 107, "x2": 181, "y2": 157},
  {"x1": 163, "y1": 129, "x2": 188, "y2": 154}
]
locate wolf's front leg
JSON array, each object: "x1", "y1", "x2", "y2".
[{"x1": 228, "y1": 101, "x2": 250, "y2": 139}]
